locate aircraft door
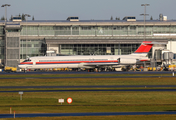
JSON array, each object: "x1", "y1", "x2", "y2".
[
  {"x1": 110, "y1": 57, "x2": 114, "y2": 62},
  {"x1": 89, "y1": 58, "x2": 94, "y2": 63},
  {"x1": 109, "y1": 57, "x2": 114, "y2": 63},
  {"x1": 117, "y1": 58, "x2": 120, "y2": 63},
  {"x1": 33, "y1": 59, "x2": 36, "y2": 65}
]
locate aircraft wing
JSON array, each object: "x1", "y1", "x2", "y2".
[{"x1": 82, "y1": 62, "x2": 120, "y2": 67}]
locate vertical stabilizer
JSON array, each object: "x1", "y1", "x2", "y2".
[
  {"x1": 135, "y1": 41, "x2": 153, "y2": 53},
  {"x1": 131, "y1": 41, "x2": 153, "y2": 56}
]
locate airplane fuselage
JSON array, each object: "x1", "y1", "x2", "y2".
[
  {"x1": 19, "y1": 41, "x2": 153, "y2": 70},
  {"x1": 18, "y1": 54, "x2": 148, "y2": 69}
]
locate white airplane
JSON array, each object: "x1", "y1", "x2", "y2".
[{"x1": 18, "y1": 41, "x2": 153, "y2": 71}]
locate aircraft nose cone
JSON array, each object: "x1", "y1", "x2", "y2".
[
  {"x1": 18, "y1": 64, "x2": 21, "y2": 68},
  {"x1": 18, "y1": 64, "x2": 23, "y2": 68}
]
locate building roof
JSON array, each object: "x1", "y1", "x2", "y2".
[{"x1": 1, "y1": 20, "x2": 176, "y2": 26}]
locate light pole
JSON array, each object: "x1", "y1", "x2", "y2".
[
  {"x1": 140, "y1": 4, "x2": 149, "y2": 41},
  {"x1": 1, "y1": 4, "x2": 11, "y2": 23},
  {"x1": 24, "y1": 14, "x2": 30, "y2": 59}
]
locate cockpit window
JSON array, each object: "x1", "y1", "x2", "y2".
[{"x1": 23, "y1": 59, "x2": 31, "y2": 62}]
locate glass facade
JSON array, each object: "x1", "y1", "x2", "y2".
[
  {"x1": 20, "y1": 39, "x2": 46, "y2": 59},
  {"x1": 61, "y1": 44, "x2": 141, "y2": 55},
  {"x1": 20, "y1": 25, "x2": 176, "y2": 36},
  {"x1": 0, "y1": 22, "x2": 174, "y2": 61}
]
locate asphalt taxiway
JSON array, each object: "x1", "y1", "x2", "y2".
[
  {"x1": 1, "y1": 111, "x2": 176, "y2": 118},
  {"x1": 0, "y1": 89, "x2": 176, "y2": 93},
  {"x1": 0, "y1": 85, "x2": 176, "y2": 89}
]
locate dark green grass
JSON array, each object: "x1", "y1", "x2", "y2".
[
  {"x1": 0, "y1": 73, "x2": 174, "y2": 78},
  {"x1": 0, "y1": 77, "x2": 176, "y2": 86},
  {"x1": 0, "y1": 91, "x2": 176, "y2": 114},
  {"x1": 0, "y1": 75, "x2": 176, "y2": 119}
]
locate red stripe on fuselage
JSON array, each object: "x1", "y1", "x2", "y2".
[
  {"x1": 36, "y1": 60, "x2": 118, "y2": 64},
  {"x1": 20, "y1": 60, "x2": 118, "y2": 65},
  {"x1": 20, "y1": 62, "x2": 33, "y2": 65},
  {"x1": 140, "y1": 59, "x2": 149, "y2": 62}
]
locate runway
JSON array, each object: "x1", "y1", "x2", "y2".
[
  {"x1": 1, "y1": 111, "x2": 176, "y2": 118},
  {"x1": 1, "y1": 89, "x2": 176, "y2": 92},
  {"x1": 1, "y1": 85, "x2": 176, "y2": 89}
]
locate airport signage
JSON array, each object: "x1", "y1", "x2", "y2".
[
  {"x1": 58, "y1": 99, "x2": 64, "y2": 103},
  {"x1": 67, "y1": 97, "x2": 73, "y2": 104},
  {"x1": 18, "y1": 91, "x2": 23, "y2": 100},
  {"x1": 19, "y1": 91, "x2": 23, "y2": 95}
]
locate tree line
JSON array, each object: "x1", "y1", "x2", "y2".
[{"x1": 1, "y1": 13, "x2": 35, "y2": 21}]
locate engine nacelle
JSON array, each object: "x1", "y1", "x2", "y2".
[{"x1": 118, "y1": 58, "x2": 137, "y2": 65}]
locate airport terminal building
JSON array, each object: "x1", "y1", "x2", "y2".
[{"x1": 0, "y1": 16, "x2": 176, "y2": 68}]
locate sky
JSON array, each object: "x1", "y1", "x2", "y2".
[{"x1": 0, "y1": 0, "x2": 176, "y2": 21}]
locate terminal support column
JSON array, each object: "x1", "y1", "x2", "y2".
[{"x1": 58, "y1": 44, "x2": 61, "y2": 54}]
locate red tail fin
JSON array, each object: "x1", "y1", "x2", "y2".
[{"x1": 135, "y1": 41, "x2": 153, "y2": 53}]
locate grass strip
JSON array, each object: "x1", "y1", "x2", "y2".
[
  {"x1": 0, "y1": 73, "x2": 174, "y2": 78},
  {"x1": 0, "y1": 78, "x2": 176, "y2": 86},
  {"x1": 0, "y1": 91, "x2": 176, "y2": 113}
]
